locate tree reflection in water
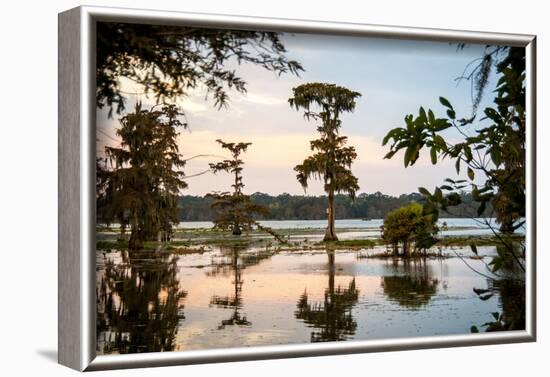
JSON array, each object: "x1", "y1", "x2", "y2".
[
  {"x1": 487, "y1": 277, "x2": 525, "y2": 330},
  {"x1": 295, "y1": 250, "x2": 359, "y2": 342},
  {"x1": 482, "y1": 245, "x2": 526, "y2": 331},
  {"x1": 96, "y1": 250, "x2": 187, "y2": 354},
  {"x1": 208, "y1": 245, "x2": 275, "y2": 330},
  {"x1": 381, "y1": 259, "x2": 439, "y2": 309}
]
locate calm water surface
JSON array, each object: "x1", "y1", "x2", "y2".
[
  {"x1": 175, "y1": 218, "x2": 525, "y2": 237},
  {"x1": 96, "y1": 245, "x2": 519, "y2": 355}
]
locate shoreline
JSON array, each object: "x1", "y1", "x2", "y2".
[{"x1": 96, "y1": 226, "x2": 524, "y2": 259}]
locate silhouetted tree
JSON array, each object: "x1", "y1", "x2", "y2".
[
  {"x1": 97, "y1": 22, "x2": 303, "y2": 115},
  {"x1": 98, "y1": 103, "x2": 187, "y2": 250},
  {"x1": 289, "y1": 83, "x2": 361, "y2": 241},
  {"x1": 207, "y1": 140, "x2": 284, "y2": 242}
]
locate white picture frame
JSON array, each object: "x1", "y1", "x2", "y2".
[{"x1": 58, "y1": 5, "x2": 537, "y2": 371}]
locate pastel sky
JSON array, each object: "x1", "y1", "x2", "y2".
[{"x1": 96, "y1": 31, "x2": 498, "y2": 196}]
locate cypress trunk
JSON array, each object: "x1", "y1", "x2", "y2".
[
  {"x1": 128, "y1": 214, "x2": 143, "y2": 251},
  {"x1": 232, "y1": 222, "x2": 242, "y2": 236},
  {"x1": 128, "y1": 229, "x2": 143, "y2": 251},
  {"x1": 324, "y1": 191, "x2": 338, "y2": 241},
  {"x1": 403, "y1": 240, "x2": 410, "y2": 257}
]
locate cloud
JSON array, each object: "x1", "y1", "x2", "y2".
[
  {"x1": 235, "y1": 92, "x2": 287, "y2": 106},
  {"x1": 178, "y1": 130, "x2": 393, "y2": 168},
  {"x1": 96, "y1": 30, "x2": 492, "y2": 197},
  {"x1": 177, "y1": 129, "x2": 459, "y2": 196}
]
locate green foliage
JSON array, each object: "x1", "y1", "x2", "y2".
[
  {"x1": 289, "y1": 83, "x2": 361, "y2": 241},
  {"x1": 381, "y1": 203, "x2": 439, "y2": 256},
  {"x1": 96, "y1": 22, "x2": 303, "y2": 116},
  {"x1": 330, "y1": 239, "x2": 377, "y2": 249},
  {"x1": 207, "y1": 192, "x2": 269, "y2": 234},
  {"x1": 382, "y1": 105, "x2": 452, "y2": 168},
  {"x1": 209, "y1": 140, "x2": 251, "y2": 196},
  {"x1": 385, "y1": 45, "x2": 527, "y2": 333},
  {"x1": 382, "y1": 47, "x2": 525, "y2": 239},
  {"x1": 489, "y1": 241, "x2": 525, "y2": 274},
  {"x1": 96, "y1": 239, "x2": 129, "y2": 252},
  {"x1": 97, "y1": 103, "x2": 187, "y2": 250}
]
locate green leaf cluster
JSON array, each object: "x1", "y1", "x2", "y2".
[
  {"x1": 380, "y1": 203, "x2": 440, "y2": 256},
  {"x1": 382, "y1": 47, "x2": 526, "y2": 236}
]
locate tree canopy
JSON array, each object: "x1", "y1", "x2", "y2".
[
  {"x1": 381, "y1": 203, "x2": 439, "y2": 256},
  {"x1": 97, "y1": 22, "x2": 303, "y2": 115}
]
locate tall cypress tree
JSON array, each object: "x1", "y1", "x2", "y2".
[
  {"x1": 289, "y1": 83, "x2": 361, "y2": 241},
  {"x1": 98, "y1": 103, "x2": 187, "y2": 250}
]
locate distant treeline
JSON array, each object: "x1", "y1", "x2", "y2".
[{"x1": 177, "y1": 192, "x2": 489, "y2": 221}]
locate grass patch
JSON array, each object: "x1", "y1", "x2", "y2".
[
  {"x1": 96, "y1": 239, "x2": 128, "y2": 251},
  {"x1": 197, "y1": 237, "x2": 257, "y2": 248},
  {"x1": 357, "y1": 250, "x2": 450, "y2": 260},
  {"x1": 437, "y1": 234, "x2": 524, "y2": 247},
  {"x1": 97, "y1": 239, "x2": 206, "y2": 254},
  {"x1": 273, "y1": 238, "x2": 377, "y2": 253},
  {"x1": 161, "y1": 245, "x2": 209, "y2": 255},
  {"x1": 330, "y1": 239, "x2": 377, "y2": 249}
]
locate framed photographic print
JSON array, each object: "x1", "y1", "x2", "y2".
[{"x1": 58, "y1": 5, "x2": 536, "y2": 371}]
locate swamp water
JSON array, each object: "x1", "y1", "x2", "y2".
[{"x1": 96, "y1": 244, "x2": 522, "y2": 355}]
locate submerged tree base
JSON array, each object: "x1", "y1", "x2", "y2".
[
  {"x1": 323, "y1": 234, "x2": 338, "y2": 242},
  {"x1": 96, "y1": 225, "x2": 524, "y2": 258}
]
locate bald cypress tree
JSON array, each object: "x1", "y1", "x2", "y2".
[
  {"x1": 207, "y1": 140, "x2": 284, "y2": 242},
  {"x1": 98, "y1": 103, "x2": 187, "y2": 250},
  {"x1": 289, "y1": 83, "x2": 361, "y2": 241}
]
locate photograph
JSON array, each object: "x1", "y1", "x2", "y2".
[{"x1": 93, "y1": 20, "x2": 527, "y2": 355}]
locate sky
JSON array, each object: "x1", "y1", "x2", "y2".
[{"x1": 96, "y1": 31, "x2": 498, "y2": 197}]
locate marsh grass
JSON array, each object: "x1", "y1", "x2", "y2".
[
  {"x1": 96, "y1": 226, "x2": 523, "y2": 259},
  {"x1": 437, "y1": 235, "x2": 524, "y2": 247}
]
